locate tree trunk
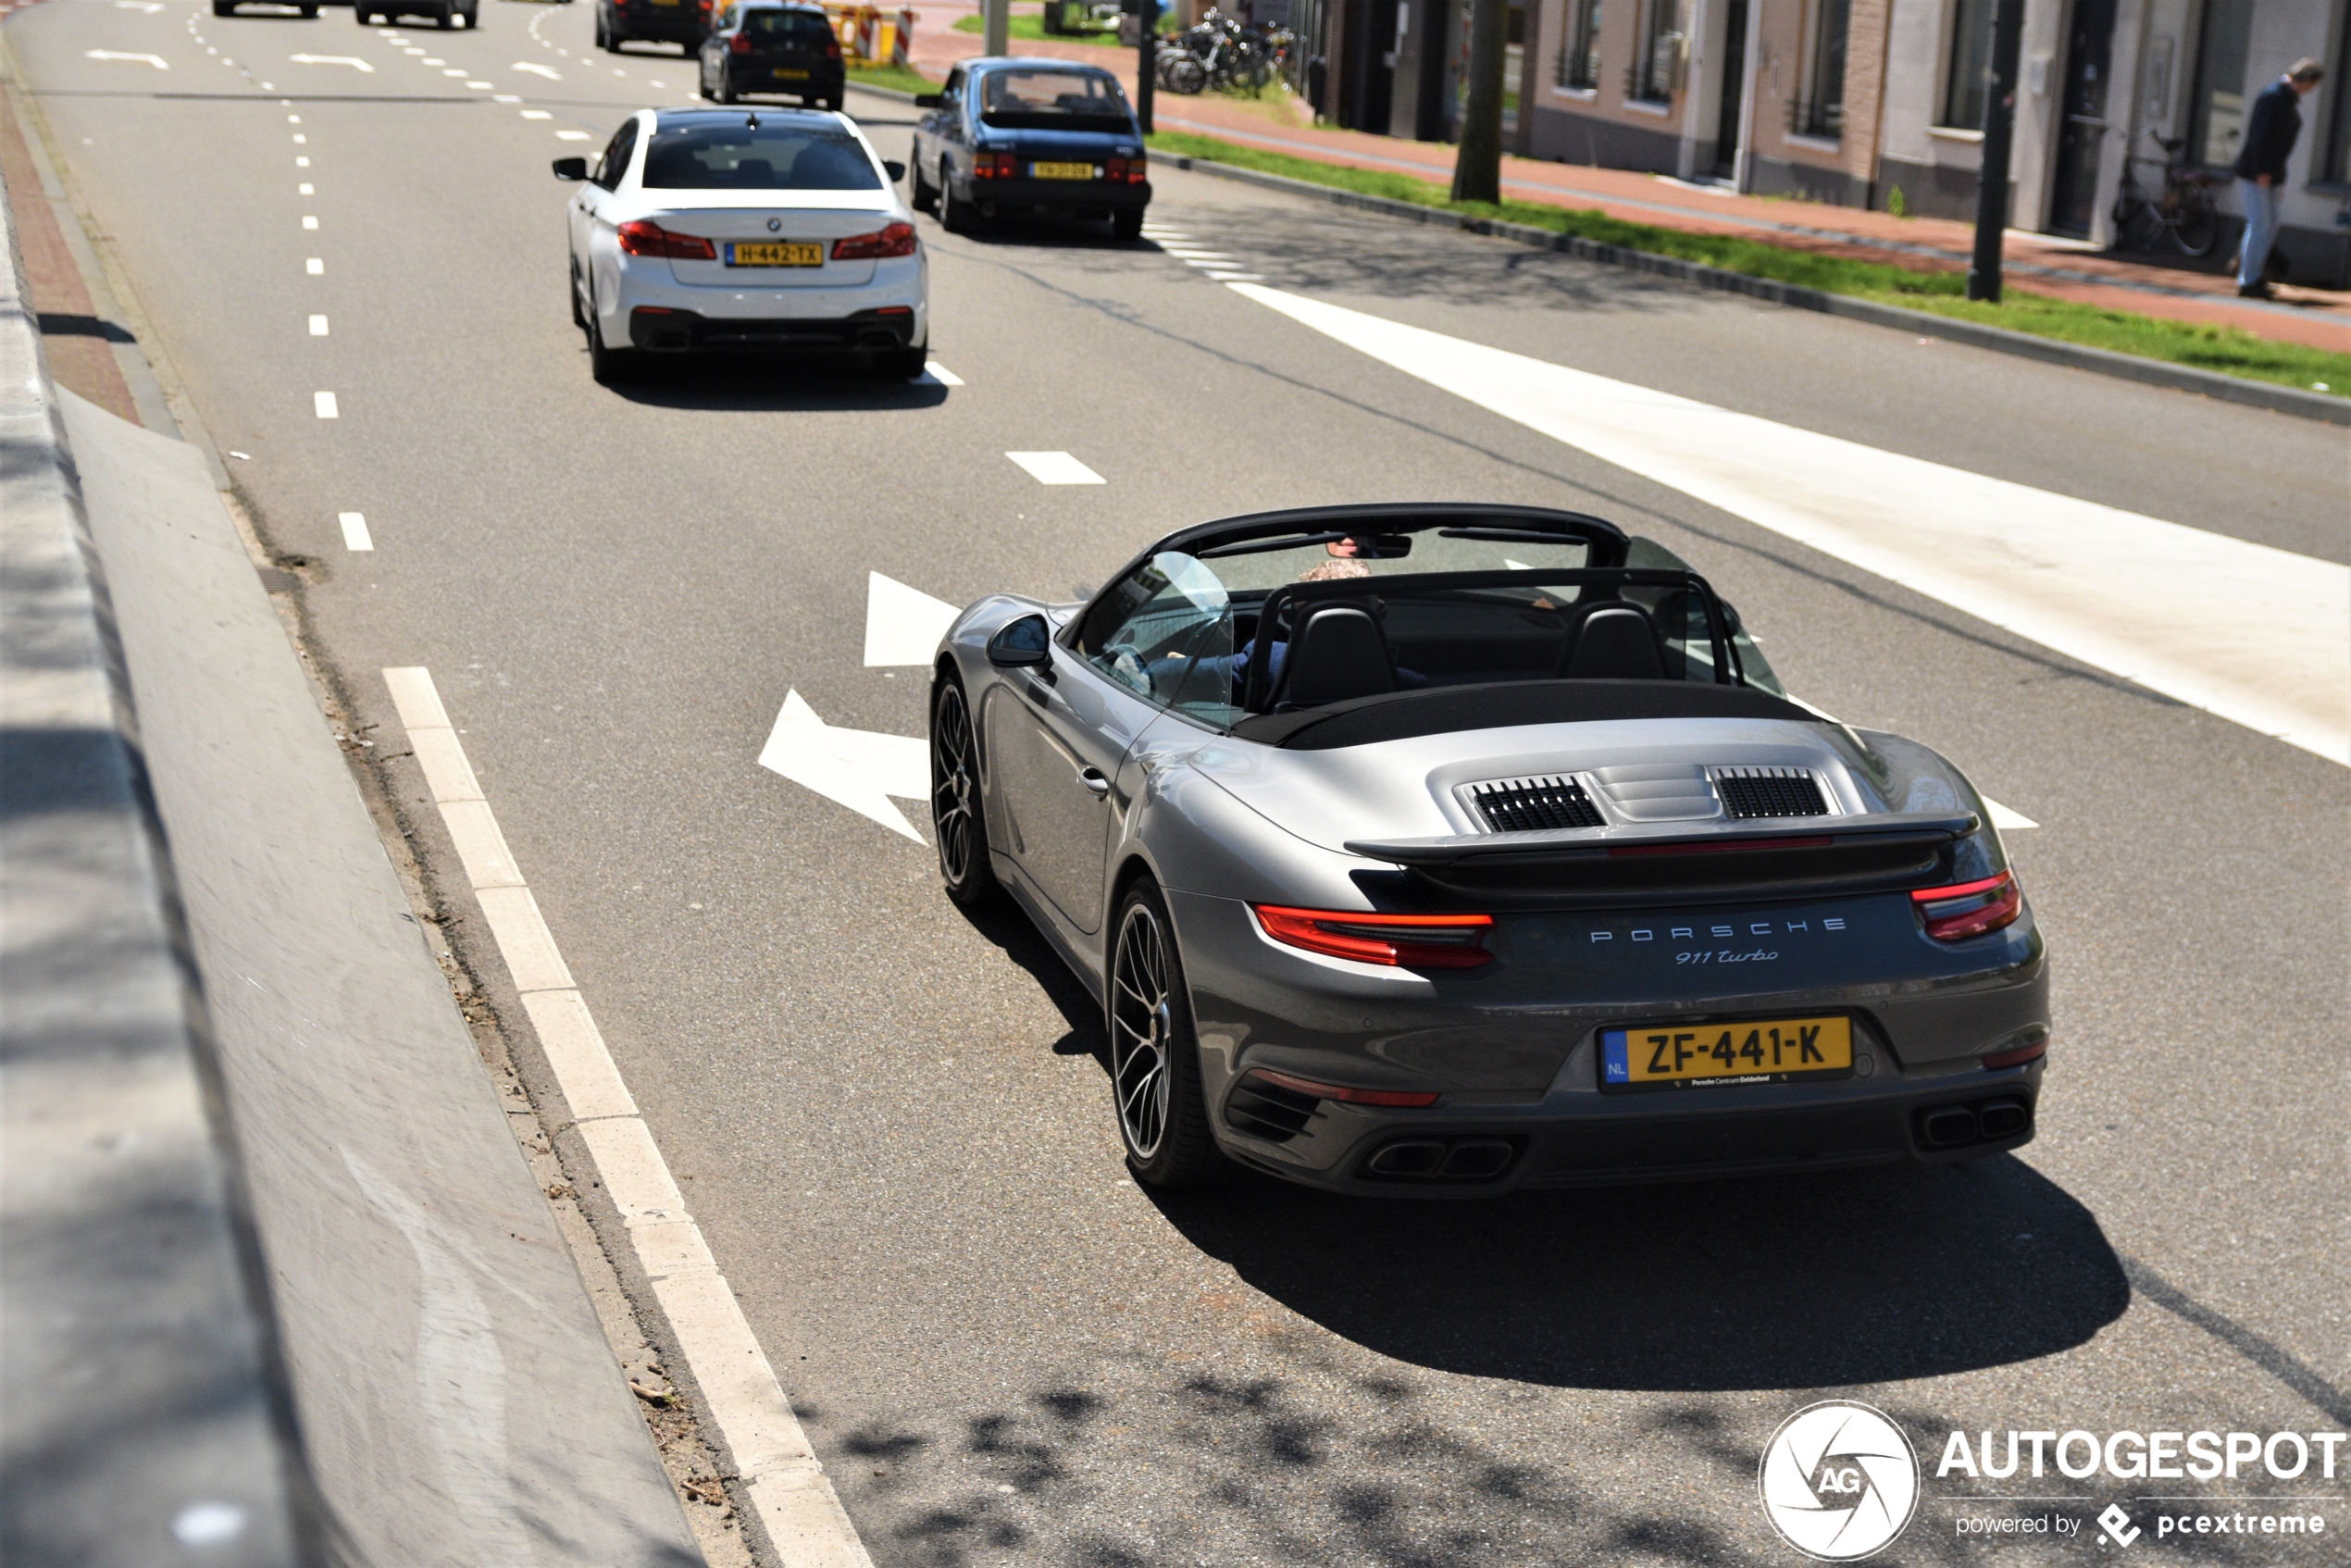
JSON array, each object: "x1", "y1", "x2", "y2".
[{"x1": 1450, "y1": 0, "x2": 1507, "y2": 204}]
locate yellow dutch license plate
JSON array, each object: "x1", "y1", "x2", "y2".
[
  {"x1": 727, "y1": 242, "x2": 824, "y2": 267},
  {"x1": 1601, "y1": 1015, "x2": 1852, "y2": 1091},
  {"x1": 774, "y1": 67, "x2": 810, "y2": 79},
  {"x1": 1031, "y1": 160, "x2": 1094, "y2": 180}
]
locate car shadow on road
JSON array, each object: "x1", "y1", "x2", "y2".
[
  {"x1": 597, "y1": 355, "x2": 951, "y2": 412},
  {"x1": 1149, "y1": 1152, "x2": 2126, "y2": 1391},
  {"x1": 946, "y1": 893, "x2": 1108, "y2": 1064}
]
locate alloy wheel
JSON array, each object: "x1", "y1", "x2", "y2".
[
  {"x1": 1111, "y1": 902, "x2": 1174, "y2": 1160},
  {"x1": 931, "y1": 683, "x2": 978, "y2": 884}
]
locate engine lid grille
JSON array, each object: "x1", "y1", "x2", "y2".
[
  {"x1": 1711, "y1": 766, "x2": 1830, "y2": 819},
  {"x1": 1462, "y1": 775, "x2": 1604, "y2": 833}
]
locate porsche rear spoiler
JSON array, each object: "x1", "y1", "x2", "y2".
[{"x1": 1344, "y1": 813, "x2": 1980, "y2": 908}]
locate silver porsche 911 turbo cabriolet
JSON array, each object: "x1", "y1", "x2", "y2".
[{"x1": 927, "y1": 504, "x2": 2049, "y2": 1195}]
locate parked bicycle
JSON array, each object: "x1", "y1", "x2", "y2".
[
  {"x1": 1155, "y1": 9, "x2": 1284, "y2": 95},
  {"x1": 2110, "y1": 129, "x2": 2220, "y2": 258}
]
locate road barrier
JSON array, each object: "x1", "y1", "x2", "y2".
[
  {"x1": 823, "y1": 3, "x2": 914, "y2": 65},
  {"x1": 0, "y1": 151, "x2": 702, "y2": 1563},
  {"x1": 0, "y1": 160, "x2": 314, "y2": 1567}
]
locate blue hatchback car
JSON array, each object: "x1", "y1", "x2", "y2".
[{"x1": 911, "y1": 58, "x2": 1151, "y2": 240}]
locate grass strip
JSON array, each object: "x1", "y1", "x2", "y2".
[
  {"x1": 1145, "y1": 129, "x2": 2351, "y2": 397},
  {"x1": 844, "y1": 61, "x2": 939, "y2": 96}
]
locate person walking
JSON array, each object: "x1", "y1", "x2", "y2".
[{"x1": 2233, "y1": 57, "x2": 2326, "y2": 298}]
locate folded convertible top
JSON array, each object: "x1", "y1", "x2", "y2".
[{"x1": 1232, "y1": 679, "x2": 1816, "y2": 750}]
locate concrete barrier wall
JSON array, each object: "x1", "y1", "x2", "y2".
[
  {"x1": 0, "y1": 164, "x2": 313, "y2": 1568},
  {"x1": 1, "y1": 156, "x2": 703, "y2": 1564}
]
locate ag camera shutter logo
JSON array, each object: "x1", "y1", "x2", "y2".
[{"x1": 1759, "y1": 1400, "x2": 1921, "y2": 1560}]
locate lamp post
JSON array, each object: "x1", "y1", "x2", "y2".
[
  {"x1": 1138, "y1": 0, "x2": 1157, "y2": 132},
  {"x1": 984, "y1": 0, "x2": 1009, "y2": 57},
  {"x1": 1966, "y1": 0, "x2": 2025, "y2": 303}
]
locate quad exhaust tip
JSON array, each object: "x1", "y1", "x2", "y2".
[
  {"x1": 1362, "y1": 1137, "x2": 1518, "y2": 1182},
  {"x1": 1918, "y1": 1096, "x2": 2031, "y2": 1151}
]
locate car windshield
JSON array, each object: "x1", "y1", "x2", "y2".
[
  {"x1": 977, "y1": 69, "x2": 1132, "y2": 131},
  {"x1": 1073, "y1": 529, "x2": 1783, "y2": 730},
  {"x1": 743, "y1": 7, "x2": 834, "y2": 40},
  {"x1": 642, "y1": 123, "x2": 878, "y2": 189}
]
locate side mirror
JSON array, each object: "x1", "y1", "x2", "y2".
[
  {"x1": 987, "y1": 614, "x2": 1051, "y2": 668},
  {"x1": 552, "y1": 156, "x2": 589, "y2": 181},
  {"x1": 884, "y1": 159, "x2": 906, "y2": 182},
  {"x1": 914, "y1": 93, "x2": 944, "y2": 107}
]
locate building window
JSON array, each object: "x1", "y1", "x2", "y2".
[
  {"x1": 1556, "y1": 0, "x2": 1601, "y2": 90},
  {"x1": 1632, "y1": 0, "x2": 1680, "y2": 103},
  {"x1": 2189, "y1": 0, "x2": 2257, "y2": 168},
  {"x1": 1938, "y1": 0, "x2": 1994, "y2": 129},
  {"x1": 1793, "y1": 0, "x2": 1850, "y2": 138}
]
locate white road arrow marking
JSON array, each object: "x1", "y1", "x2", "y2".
[
  {"x1": 864, "y1": 572, "x2": 960, "y2": 667},
  {"x1": 1006, "y1": 450, "x2": 1105, "y2": 485},
  {"x1": 513, "y1": 61, "x2": 562, "y2": 79},
  {"x1": 289, "y1": 54, "x2": 376, "y2": 71},
  {"x1": 757, "y1": 690, "x2": 928, "y2": 842},
  {"x1": 84, "y1": 50, "x2": 168, "y2": 68}
]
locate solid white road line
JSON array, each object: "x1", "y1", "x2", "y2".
[
  {"x1": 338, "y1": 511, "x2": 372, "y2": 551},
  {"x1": 83, "y1": 49, "x2": 168, "y2": 68},
  {"x1": 381, "y1": 668, "x2": 877, "y2": 1568},
  {"x1": 758, "y1": 691, "x2": 929, "y2": 841},
  {"x1": 1204, "y1": 272, "x2": 1263, "y2": 282},
  {"x1": 1005, "y1": 450, "x2": 1104, "y2": 485},
  {"x1": 921, "y1": 361, "x2": 963, "y2": 386},
  {"x1": 313, "y1": 391, "x2": 339, "y2": 418},
  {"x1": 305, "y1": 257, "x2": 323, "y2": 274},
  {"x1": 863, "y1": 571, "x2": 960, "y2": 666},
  {"x1": 1232, "y1": 284, "x2": 2351, "y2": 766},
  {"x1": 309, "y1": 314, "x2": 329, "y2": 335}
]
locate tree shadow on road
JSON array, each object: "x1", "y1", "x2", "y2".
[{"x1": 1151, "y1": 1151, "x2": 2125, "y2": 1390}]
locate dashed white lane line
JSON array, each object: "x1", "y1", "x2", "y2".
[
  {"x1": 305, "y1": 257, "x2": 324, "y2": 274},
  {"x1": 1233, "y1": 282, "x2": 2351, "y2": 765},
  {"x1": 309, "y1": 314, "x2": 329, "y2": 336},
  {"x1": 922, "y1": 360, "x2": 963, "y2": 386},
  {"x1": 301, "y1": 215, "x2": 318, "y2": 230},
  {"x1": 520, "y1": 108, "x2": 552, "y2": 119},
  {"x1": 466, "y1": 81, "x2": 493, "y2": 90},
  {"x1": 555, "y1": 130, "x2": 592, "y2": 141},
  {"x1": 493, "y1": 93, "x2": 521, "y2": 102},
  {"x1": 1204, "y1": 271, "x2": 1263, "y2": 282},
  {"x1": 313, "y1": 391, "x2": 339, "y2": 418},
  {"x1": 298, "y1": 181, "x2": 314, "y2": 193},
  {"x1": 292, "y1": 132, "x2": 307, "y2": 143},
  {"x1": 379, "y1": 666, "x2": 878, "y2": 1568},
  {"x1": 295, "y1": 156, "x2": 310, "y2": 168},
  {"x1": 338, "y1": 511, "x2": 372, "y2": 551},
  {"x1": 1005, "y1": 451, "x2": 1103, "y2": 485}
]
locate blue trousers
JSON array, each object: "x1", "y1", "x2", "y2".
[{"x1": 2236, "y1": 178, "x2": 2280, "y2": 287}]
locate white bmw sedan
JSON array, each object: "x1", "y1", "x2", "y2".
[{"x1": 556, "y1": 107, "x2": 927, "y2": 382}]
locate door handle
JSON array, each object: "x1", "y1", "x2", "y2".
[{"x1": 1078, "y1": 767, "x2": 1112, "y2": 798}]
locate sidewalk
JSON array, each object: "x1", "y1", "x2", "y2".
[{"x1": 899, "y1": 13, "x2": 2351, "y2": 356}]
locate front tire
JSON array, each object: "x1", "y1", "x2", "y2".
[
  {"x1": 930, "y1": 677, "x2": 998, "y2": 906},
  {"x1": 1108, "y1": 881, "x2": 1224, "y2": 1188}
]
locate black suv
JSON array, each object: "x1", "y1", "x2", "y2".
[
  {"x1": 598, "y1": 0, "x2": 713, "y2": 53},
  {"x1": 698, "y1": 0, "x2": 844, "y2": 108}
]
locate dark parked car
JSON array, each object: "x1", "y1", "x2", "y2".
[
  {"x1": 912, "y1": 58, "x2": 1150, "y2": 240},
  {"x1": 698, "y1": 0, "x2": 843, "y2": 108},
  {"x1": 598, "y1": 0, "x2": 711, "y2": 53}
]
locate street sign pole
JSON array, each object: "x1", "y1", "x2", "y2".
[
  {"x1": 1138, "y1": 0, "x2": 1157, "y2": 133},
  {"x1": 1967, "y1": 0, "x2": 2025, "y2": 303}
]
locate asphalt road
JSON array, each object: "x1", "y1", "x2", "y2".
[{"x1": 10, "y1": 2, "x2": 2347, "y2": 1562}]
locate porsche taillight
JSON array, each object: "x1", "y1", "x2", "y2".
[
  {"x1": 616, "y1": 219, "x2": 716, "y2": 259},
  {"x1": 1912, "y1": 871, "x2": 2021, "y2": 941},
  {"x1": 831, "y1": 221, "x2": 916, "y2": 259},
  {"x1": 1252, "y1": 905, "x2": 1493, "y2": 969}
]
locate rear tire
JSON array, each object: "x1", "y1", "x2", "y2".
[
  {"x1": 568, "y1": 263, "x2": 587, "y2": 328},
  {"x1": 930, "y1": 677, "x2": 1000, "y2": 906},
  {"x1": 940, "y1": 182, "x2": 976, "y2": 233},
  {"x1": 1112, "y1": 207, "x2": 1142, "y2": 242},
  {"x1": 211, "y1": 0, "x2": 233, "y2": 14},
  {"x1": 435, "y1": 5, "x2": 454, "y2": 27},
  {"x1": 876, "y1": 345, "x2": 927, "y2": 380},
  {"x1": 1108, "y1": 880, "x2": 1225, "y2": 1188},
  {"x1": 300, "y1": 3, "x2": 319, "y2": 16},
  {"x1": 824, "y1": 93, "x2": 843, "y2": 111},
  {"x1": 586, "y1": 292, "x2": 633, "y2": 385}
]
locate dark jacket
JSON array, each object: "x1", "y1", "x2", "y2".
[{"x1": 2233, "y1": 80, "x2": 2302, "y2": 180}]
